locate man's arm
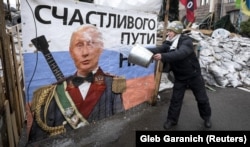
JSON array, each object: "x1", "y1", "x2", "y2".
[
  {"x1": 161, "y1": 37, "x2": 194, "y2": 63},
  {"x1": 147, "y1": 42, "x2": 170, "y2": 54}
]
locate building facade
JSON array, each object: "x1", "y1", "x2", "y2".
[{"x1": 179, "y1": 0, "x2": 249, "y2": 29}]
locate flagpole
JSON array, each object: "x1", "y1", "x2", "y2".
[{"x1": 163, "y1": 0, "x2": 170, "y2": 41}]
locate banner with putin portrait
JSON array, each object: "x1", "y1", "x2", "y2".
[{"x1": 21, "y1": 0, "x2": 157, "y2": 110}]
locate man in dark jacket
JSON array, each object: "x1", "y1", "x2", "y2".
[{"x1": 149, "y1": 21, "x2": 211, "y2": 130}]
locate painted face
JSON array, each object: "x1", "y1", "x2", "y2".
[
  {"x1": 69, "y1": 26, "x2": 103, "y2": 76},
  {"x1": 167, "y1": 30, "x2": 176, "y2": 40}
]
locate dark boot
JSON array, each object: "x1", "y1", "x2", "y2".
[
  {"x1": 163, "y1": 121, "x2": 177, "y2": 130},
  {"x1": 204, "y1": 119, "x2": 211, "y2": 128}
]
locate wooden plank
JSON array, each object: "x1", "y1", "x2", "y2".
[
  {"x1": 9, "y1": 33, "x2": 25, "y2": 132},
  {"x1": 0, "y1": 0, "x2": 7, "y2": 111},
  {"x1": 0, "y1": 115, "x2": 5, "y2": 147},
  {"x1": 2, "y1": 33, "x2": 22, "y2": 136},
  {"x1": 0, "y1": 0, "x2": 16, "y2": 115},
  {"x1": 2, "y1": 26, "x2": 22, "y2": 145},
  {"x1": 11, "y1": 112, "x2": 19, "y2": 146},
  {"x1": 1, "y1": 5, "x2": 23, "y2": 134},
  {"x1": 4, "y1": 100, "x2": 15, "y2": 147},
  {"x1": 162, "y1": 0, "x2": 170, "y2": 41},
  {"x1": 0, "y1": 68, "x2": 5, "y2": 111},
  {"x1": 148, "y1": 61, "x2": 163, "y2": 105},
  {"x1": 14, "y1": 23, "x2": 27, "y2": 124},
  {"x1": 148, "y1": 0, "x2": 170, "y2": 105}
]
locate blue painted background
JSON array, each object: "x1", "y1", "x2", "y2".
[{"x1": 24, "y1": 49, "x2": 155, "y2": 102}]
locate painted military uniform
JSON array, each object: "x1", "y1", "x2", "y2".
[{"x1": 28, "y1": 68, "x2": 125, "y2": 142}]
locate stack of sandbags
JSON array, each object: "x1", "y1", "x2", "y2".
[{"x1": 192, "y1": 29, "x2": 250, "y2": 88}]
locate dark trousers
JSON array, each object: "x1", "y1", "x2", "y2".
[{"x1": 167, "y1": 75, "x2": 211, "y2": 123}]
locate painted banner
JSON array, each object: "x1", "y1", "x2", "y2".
[{"x1": 21, "y1": 0, "x2": 157, "y2": 110}]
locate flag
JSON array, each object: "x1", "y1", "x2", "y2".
[
  {"x1": 180, "y1": 0, "x2": 197, "y2": 22},
  {"x1": 235, "y1": 0, "x2": 241, "y2": 8},
  {"x1": 241, "y1": 0, "x2": 250, "y2": 16},
  {"x1": 246, "y1": 0, "x2": 250, "y2": 9}
]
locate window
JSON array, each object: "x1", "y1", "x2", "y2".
[
  {"x1": 228, "y1": 0, "x2": 235, "y2": 3},
  {"x1": 200, "y1": 0, "x2": 210, "y2": 6}
]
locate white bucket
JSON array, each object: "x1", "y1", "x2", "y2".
[{"x1": 128, "y1": 44, "x2": 153, "y2": 68}]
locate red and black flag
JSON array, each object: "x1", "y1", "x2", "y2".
[{"x1": 180, "y1": 0, "x2": 197, "y2": 22}]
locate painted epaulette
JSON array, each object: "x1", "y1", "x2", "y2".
[
  {"x1": 104, "y1": 72, "x2": 127, "y2": 94},
  {"x1": 31, "y1": 84, "x2": 66, "y2": 136},
  {"x1": 31, "y1": 84, "x2": 56, "y2": 112}
]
